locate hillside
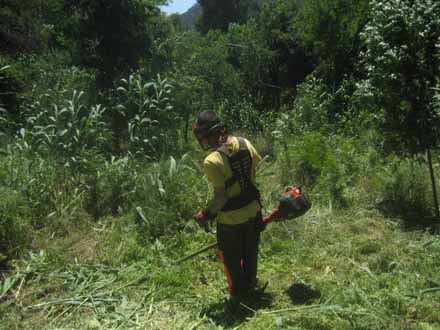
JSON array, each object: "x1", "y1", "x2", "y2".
[
  {"x1": 178, "y1": 0, "x2": 273, "y2": 30},
  {"x1": 179, "y1": 3, "x2": 202, "y2": 29}
]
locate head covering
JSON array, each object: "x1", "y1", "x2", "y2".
[{"x1": 192, "y1": 111, "x2": 226, "y2": 150}]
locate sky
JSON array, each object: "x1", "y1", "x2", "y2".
[{"x1": 160, "y1": 0, "x2": 197, "y2": 14}]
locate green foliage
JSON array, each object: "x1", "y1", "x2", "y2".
[
  {"x1": 2, "y1": 1, "x2": 440, "y2": 328},
  {"x1": 227, "y1": 20, "x2": 279, "y2": 108},
  {"x1": 0, "y1": 53, "x2": 96, "y2": 134},
  {"x1": 290, "y1": 78, "x2": 333, "y2": 133},
  {"x1": 369, "y1": 159, "x2": 433, "y2": 217},
  {"x1": 218, "y1": 100, "x2": 273, "y2": 135},
  {"x1": 167, "y1": 30, "x2": 245, "y2": 120},
  {"x1": 281, "y1": 132, "x2": 363, "y2": 207},
  {"x1": 133, "y1": 154, "x2": 205, "y2": 240},
  {"x1": 0, "y1": 61, "x2": 25, "y2": 137},
  {"x1": 285, "y1": 76, "x2": 384, "y2": 139},
  {"x1": 196, "y1": 0, "x2": 256, "y2": 33},
  {"x1": 272, "y1": 102, "x2": 384, "y2": 208},
  {"x1": 361, "y1": 0, "x2": 440, "y2": 155},
  {"x1": 115, "y1": 73, "x2": 180, "y2": 157},
  {"x1": 67, "y1": 0, "x2": 163, "y2": 89},
  {"x1": 0, "y1": 148, "x2": 86, "y2": 226},
  {"x1": 89, "y1": 156, "x2": 139, "y2": 217},
  {"x1": 255, "y1": 0, "x2": 314, "y2": 98},
  {"x1": 295, "y1": 0, "x2": 370, "y2": 85},
  {"x1": 18, "y1": 91, "x2": 109, "y2": 167},
  {"x1": 0, "y1": 0, "x2": 67, "y2": 53},
  {"x1": 0, "y1": 188, "x2": 31, "y2": 266},
  {"x1": 17, "y1": 53, "x2": 95, "y2": 106},
  {"x1": 0, "y1": 65, "x2": 12, "y2": 136}
]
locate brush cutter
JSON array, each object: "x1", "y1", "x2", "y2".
[
  {"x1": 262, "y1": 186, "x2": 311, "y2": 224},
  {"x1": 176, "y1": 186, "x2": 311, "y2": 263}
]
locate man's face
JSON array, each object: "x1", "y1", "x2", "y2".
[
  {"x1": 192, "y1": 123, "x2": 210, "y2": 150},
  {"x1": 197, "y1": 133, "x2": 210, "y2": 149}
]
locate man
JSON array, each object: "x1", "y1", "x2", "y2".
[{"x1": 192, "y1": 110, "x2": 266, "y2": 308}]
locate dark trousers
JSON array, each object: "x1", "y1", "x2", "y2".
[{"x1": 216, "y1": 215, "x2": 261, "y2": 297}]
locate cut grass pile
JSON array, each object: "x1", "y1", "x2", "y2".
[{"x1": 1, "y1": 205, "x2": 440, "y2": 330}]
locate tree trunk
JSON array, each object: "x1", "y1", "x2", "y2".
[{"x1": 427, "y1": 147, "x2": 440, "y2": 217}]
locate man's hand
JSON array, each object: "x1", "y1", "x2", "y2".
[{"x1": 196, "y1": 209, "x2": 216, "y2": 232}]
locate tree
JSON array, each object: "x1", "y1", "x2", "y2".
[
  {"x1": 295, "y1": 0, "x2": 370, "y2": 86},
  {"x1": 253, "y1": 0, "x2": 315, "y2": 104},
  {"x1": 0, "y1": 0, "x2": 68, "y2": 53},
  {"x1": 67, "y1": 0, "x2": 163, "y2": 89},
  {"x1": 196, "y1": 0, "x2": 255, "y2": 33},
  {"x1": 362, "y1": 0, "x2": 440, "y2": 216}
]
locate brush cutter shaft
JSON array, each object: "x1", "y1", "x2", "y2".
[{"x1": 175, "y1": 241, "x2": 218, "y2": 264}]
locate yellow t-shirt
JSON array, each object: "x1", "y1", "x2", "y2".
[{"x1": 203, "y1": 136, "x2": 262, "y2": 225}]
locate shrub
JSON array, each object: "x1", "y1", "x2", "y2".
[
  {"x1": 133, "y1": 154, "x2": 205, "y2": 240},
  {"x1": 114, "y1": 73, "x2": 181, "y2": 157},
  {"x1": 276, "y1": 131, "x2": 365, "y2": 208},
  {"x1": 88, "y1": 155, "x2": 139, "y2": 218},
  {"x1": 361, "y1": 0, "x2": 440, "y2": 155},
  {"x1": 219, "y1": 99, "x2": 276, "y2": 136},
  {"x1": 18, "y1": 90, "x2": 110, "y2": 166},
  {"x1": 0, "y1": 64, "x2": 21, "y2": 134},
  {"x1": 0, "y1": 188, "x2": 31, "y2": 267},
  {"x1": 369, "y1": 159, "x2": 432, "y2": 218},
  {"x1": 290, "y1": 77, "x2": 333, "y2": 134}
]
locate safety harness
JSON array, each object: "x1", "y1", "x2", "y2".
[{"x1": 216, "y1": 137, "x2": 261, "y2": 212}]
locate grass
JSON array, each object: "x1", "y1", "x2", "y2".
[
  {"x1": 1, "y1": 202, "x2": 440, "y2": 330},
  {"x1": 1, "y1": 135, "x2": 440, "y2": 330}
]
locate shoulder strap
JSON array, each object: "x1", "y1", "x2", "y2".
[
  {"x1": 216, "y1": 137, "x2": 247, "y2": 189},
  {"x1": 237, "y1": 137, "x2": 247, "y2": 150},
  {"x1": 216, "y1": 137, "x2": 246, "y2": 157},
  {"x1": 219, "y1": 137, "x2": 261, "y2": 212},
  {"x1": 216, "y1": 145, "x2": 231, "y2": 157}
]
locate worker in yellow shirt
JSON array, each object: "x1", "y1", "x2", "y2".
[{"x1": 192, "y1": 111, "x2": 266, "y2": 309}]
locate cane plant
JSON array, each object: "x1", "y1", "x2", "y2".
[
  {"x1": 19, "y1": 90, "x2": 109, "y2": 169},
  {"x1": 115, "y1": 73, "x2": 180, "y2": 158}
]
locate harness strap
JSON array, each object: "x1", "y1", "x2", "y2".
[{"x1": 217, "y1": 137, "x2": 261, "y2": 212}]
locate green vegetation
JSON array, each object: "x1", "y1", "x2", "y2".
[{"x1": 1, "y1": 0, "x2": 440, "y2": 329}]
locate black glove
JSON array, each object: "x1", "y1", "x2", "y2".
[{"x1": 255, "y1": 212, "x2": 267, "y2": 233}]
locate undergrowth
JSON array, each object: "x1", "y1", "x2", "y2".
[
  {"x1": 1, "y1": 135, "x2": 440, "y2": 329},
  {"x1": 1, "y1": 205, "x2": 439, "y2": 330}
]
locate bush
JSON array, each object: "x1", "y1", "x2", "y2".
[
  {"x1": 114, "y1": 73, "x2": 181, "y2": 157},
  {"x1": 0, "y1": 64, "x2": 22, "y2": 129},
  {"x1": 290, "y1": 78, "x2": 333, "y2": 134},
  {"x1": 133, "y1": 154, "x2": 206, "y2": 240},
  {"x1": 369, "y1": 159, "x2": 433, "y2": 218},
  {"x1": 18, "y1": 90, "x2": 110, "y2": 165},
  {"x1": 361, "y1": 0, "x2": 440, "y2": 155},
  {"x1": 219, "y1": 99, "x2": 276, "y2": 136},
  {"x1": 1, "y1": 53, "x2": 95, "y2": 119},
  {"x1": 276, "y1": 130, "x2": 367, "y2": 208},
  {"x1": 0, "y1": 188, "x2": 31, "y2": 267},
  {"x1": 86, "y1": 155, "x2": 138, "y2": 218}
]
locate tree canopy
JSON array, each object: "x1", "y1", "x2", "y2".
[{"x1": 362, "y1": 0, "x2": 440, "y2": 155}]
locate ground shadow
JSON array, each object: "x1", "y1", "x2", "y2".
[
  {"x1": 285, "y1": 282, "x2": 321, "y2": 305},
  {"x1": 200, "y1": 292, "x2": 274, "y2": 328},
  {"x1": 377, "y1": 200, "x2": 440, "y2": 233},
  {"x1": 399, "y1": 214, "x2": 440, "y2": 233}
]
